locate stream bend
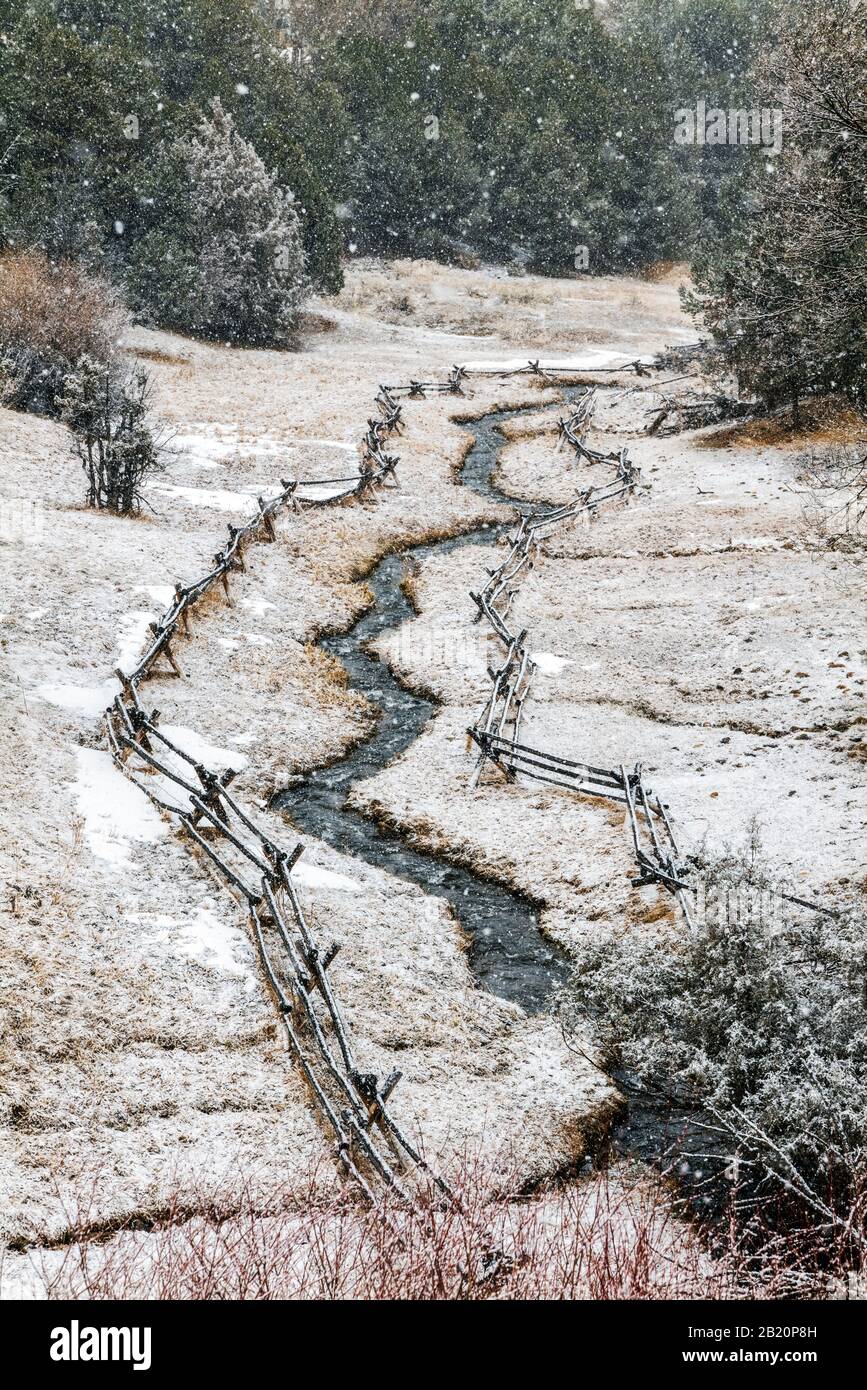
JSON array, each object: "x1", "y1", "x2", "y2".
[{"x1": 276, "y1": 403, "x2": 572, "y2": 1014}]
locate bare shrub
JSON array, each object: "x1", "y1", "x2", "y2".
[
  {"x1": 20, "y1": 1159, "x2": 736, "y2": 1302},
  {"x1": 0, "y1": 251, "x2": 126, "y2": 416},
  {"x1": 59, "y1": 357, "x2": 168, "y2": 515},
  {"x1": 796, "y1": 441, "x2": 867, "y2": 550}
]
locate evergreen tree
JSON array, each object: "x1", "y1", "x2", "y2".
[
  {"x1": 350, "y1": 111, "x2": 479, "y2": 261},
  {"x1": 472, "y1": 110, "x2": 589, "y2": 273},
  {"x1": 0, "y1": 0, "x2": 344, "y2": 292},
  {"x1": 128, "y1": 100, "x2": 308, "y2": 346},
  {"x1": 685, "y1": 0, "x2": 867, "y2": 416}
]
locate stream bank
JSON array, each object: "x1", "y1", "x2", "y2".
[
  {"x1": 277, "y1": 394, "x2": 719, "y2": 1193},
  {"x1": 276, "y1": 404, "x2": 572, "y2": 1012}
]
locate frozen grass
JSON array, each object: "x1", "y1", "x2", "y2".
[{"x1": 334, "y1": 257, "x2": 689, "y2": 353}]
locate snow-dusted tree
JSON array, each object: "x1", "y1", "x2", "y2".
[
  {"x1": 60, "y1": 357, "x2": 166, "y2": 514},
  {"x1": 685, "y1": 1, "x2": 867, "y2": 419},
  {"x1": 560, "y1": 827, "x2": 867, "y2": 1230},
  {"x1": 129, "y1": 100, "x2": 308, "y2": 346}
]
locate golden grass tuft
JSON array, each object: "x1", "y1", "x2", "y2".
[{"x1": 701, "y1": 397, "x2": 867, "y2": 451}]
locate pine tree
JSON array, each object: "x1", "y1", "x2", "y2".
[
  {"x1": 685, "y1": 0, "x2": 867, "y2": 417},
  {"x1": 128, "y1": 101, "x2": 308, "y2": 346}
]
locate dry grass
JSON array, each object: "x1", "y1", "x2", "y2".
[
  {"x1": 639, "y1": 261, "x2": 692, "y2": 286},
  {"x1": 125, "y1": 345, "x2": 191, "y2": 366},
  {"x1": 301, "y1": 641, "x2": 355, "y2": 705},
  {"x1": 332, "y1": 256, "x2": 688, "y2": 352},
  {"x1": 17, "y1": 1151, "x2": 861, "y2": 1301},
  {"x1": 0, "y1": 251, "x2": 125, "y2": 368},
  {"x1": 296, "y1": 309, "x2": 338, "y2": 336},
  {"x1": 702, "y1": 398, "x2": 867, "y2": 451},
  {"x1": 497, "y1": 412, "x2": 559, "y2": 442},
  {"x1": 632, "y1": 898, "x2": 677, "y2": 927}
]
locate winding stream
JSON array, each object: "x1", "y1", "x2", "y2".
[
  {"x1": 275, "y1": 395, "x2": 732, "y2": 1206},
  {"x1": 276, "y1": 403, "x2": 570, "y2": 1013}
]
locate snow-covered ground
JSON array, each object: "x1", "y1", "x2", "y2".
[
  {"x1": 4, "y1": 259, "x2": 693, "y2": 1252},
  {"x1": 358, "y1": 382, "x2": 864, "y2": 965},
  {"x1": 6, "y1": 256, "x2": 858, "y2": 1284}
]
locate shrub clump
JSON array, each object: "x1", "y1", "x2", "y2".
[
  {"x1": 0, "y1": 251, "x2": 125, "y2": 416},
  {"x1": 796, "y1": 442, "x2": 867, "y2": 552},
  {"x1": 59, "y1": 357, "x2": 166, "y2": 516},
  {"x1": 560, "y1": 833, "x2": 867, "y2": 1232}
]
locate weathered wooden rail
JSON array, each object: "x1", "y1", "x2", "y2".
[
  {"x1": 100, "y1": 348, "x2": 760, "y2": 1208},
  {"x1": 464, "y1": 389, "x2": 703, "y2": 925}
]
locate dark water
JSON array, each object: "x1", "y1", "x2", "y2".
[
  {"x1": 273, "y1": 396, "x2": 762, "y2": 1218},
  {"x1": 274, "y1": 395, "x2": 734, "y2": 1207},
  {"x1": 275, "y1": 405, "x2": 570, "y2": 1013}
]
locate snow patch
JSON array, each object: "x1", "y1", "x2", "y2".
[
  {"x1": 294, "y1": 438, "x2": 357, "y2": 451},
  {"x1": 38, "y1": 678, "x2": 120, "y2": 718},
  {"x1": 152, "y1": 485, "x2": 262, "y2": 514},
  {"x1": 127, "y1": 901, "x2": 257, "y2": 987},
  {"x1": 728, "y1": 536, "x2": 782, "y2": 551},
  {"x1": 136, "y1": 584, "x2": 176, "y2": 609},
  {"x1": 293, "y1": 861, "x2": 362, "y2": 894},
  {"x1": 72, "y1": 748, "x2": 167, "y2": 868},
  {"x1": 530, "y1": 651, "x2": 573, "y2": 676},
  {"x1": 173, "y1": 433, "x2": 239, "y2": 459},
  {"x1": 241, "y1": 596, "x2": 277, "y2": 617},
  {"x1": 173, "y1": 431, "x2": 295, "y2": 465},
  {"x1": 157, "y1": 725, "x2": 248, "y2": 771},
  {"x1": 116, "y1": 609, "x2": 157, "y2": 674},
  {"x1": 294, "y1": 478, "x2": 359, "y2": 501}
]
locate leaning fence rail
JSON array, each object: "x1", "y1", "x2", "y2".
[
  {"x1": 100, "y1": 353, "x2": 691, "y2": 1205},
  {"x1": 102, "y1": 346, "x2": 832, "y2": 1210}
]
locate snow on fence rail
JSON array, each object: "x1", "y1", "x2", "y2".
[
  {"x1": 463, "y1": 387, "x2": 696, "y2": 929},
  {"x1": 100, "y1": 350, "x2": 715, "y2": 1207}
]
